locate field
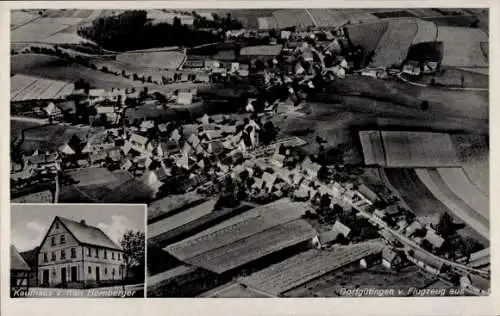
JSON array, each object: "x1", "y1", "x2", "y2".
[
  {"x1": 11, "y1": 11, "x2": 40, "y2": 28},
  {"x1": 415, "y1": 168, "x2": 489, "y2": 241},
  {"x1": 416, "y1": 67, "x2": 488, "y2": 89},
  {"x1": 19, "y1": 124, "x2": 90, "y2": 153},
  {"x1": 147, "y1": 265, "x2": 198, "y2": 288},
  {"x1": 198, "y1": 281, "x2": 274, "y2": 298},
  {"x1": 381, "y1": 131, "x2": 459, "y2": 167},
  {"x1": 240, "y1": 45, "x2": 283, "y2": 57},
  {"x1": 412, "y1": 20, "x2": 438, "y2": 44},
  {"x1": 148, "y1": 192, "x2": 206, "y2": 223},
  {"x1": 11, "y1": 74, "x2": 74, "y2": 102},
  {"x1": 358, "y1": 131, "x2": 385, "y2": 166},
  {"x1": 358, "y1": 131, "x2": 459, "y2": 168},
  {"x1": 165, "y1": 199, "x2": 311, "y2": 260},
  {"x1": 345, "y1": 21, "x2": 388, "y2": 53},
  {"x1": 115, "y1": 50, "x2": 185, "y2": 69},
  {"x1": 437, "y1": 168, "x2": 489, "y2": 220},
  {"x1": 272, "y1": 9, "x2": 315, "y2": 29},
  {"x1": 147, "y1": 10, "x2": 194, "y2": 25},
  {"x1": 283, "y1": 264, "x2": 443, "y2": 297},
  {"x1": 66, "y1": 167, "x2": 133, "y2": 189},
  {"x1": 11, "y1": 17, "x2": 84, "y2": 42},
  {"x1": 148, "y1": 199, "x2": 217, "y2": 239},
  {"x1": 371, "y1": 19, "x2": 418, "y2": 67},
  {"x1": 239, "y1": 242, "x2": 384, "y2": 296},
  {"x1": 437, "y1": 27, "x2": 488, "y2": 67},
  {"x1": 183, "y1": 219, "x2": 316, "y2": 274}
]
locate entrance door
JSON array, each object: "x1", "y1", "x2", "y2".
[
  {"x1": 95, "y1": 267, "x2": 100, "y2": 283},
  {"x1": 71, "y1": 266, "x2": 77, "y2": 282},
  {"x1": 61, "y1": 268, "x2": 67, "y2": 285},
  {"x1": 42, "y1": 270, "x2": 49, "y2": 286}
]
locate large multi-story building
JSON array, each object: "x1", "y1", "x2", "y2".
[{"x1": 38, "y1": 216, "x2": 124, "y2": 288}]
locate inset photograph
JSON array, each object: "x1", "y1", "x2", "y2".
[{"x1": 10, "y1": 204, "x2": 145, "y2": 298}]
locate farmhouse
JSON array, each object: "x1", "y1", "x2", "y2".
[
  {"x1": 381, "y1": 247, "x2": 403, "y2": 269},
  {"x1": 312, "y1": 220, "x2": 351, "y2": 249},
  {"x1": 20, "y1": 247, "x2": 39, "y2": 287},
  {"x1": 407, "y1": 249, "x2": 443, "y2": 275},
  {"x1": 37, "y1": 216, "x2": 124, "y2": 288}
]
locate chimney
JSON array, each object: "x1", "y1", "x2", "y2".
[{"x1": 80, "y1": 220, "x2": 86, "y2": 226}]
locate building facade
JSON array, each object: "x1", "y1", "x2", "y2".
[{"x1": 37, "y1": 216, "x2": 124, "y2": 288}]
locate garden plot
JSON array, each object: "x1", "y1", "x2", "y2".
[
  {"x1": 412, "y1": 20, "x2": 438, "y2": 44},
  {"x1": 11, "y1": 11, "x2": 39, "y2": 29},
  {"x1": 437, "y1": 27, "x2": 488, "y2": 67}
]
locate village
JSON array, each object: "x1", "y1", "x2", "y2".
[{"x1": 10, "y1": 8, "x2": 490, "y2": 298}]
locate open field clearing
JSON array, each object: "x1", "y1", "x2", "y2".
[
  {"x1": 415, "y1": 168, "x2": 489, "y2": 241},
  {"x1": 382, "y1": 168, "x2": 488, "y2": 247},
  {"x1": 437, "y1": 168, "x2": 489, "y2": 220},
  {"x1": 284, "y1": 264, "x2": 442, "y2": 297},
  {"x1": 183, "y1": 219, "x2": 316, "y2": 274},
  {"x1": 240, "y1": 45, "x2": 283, "y2": 56},
  {"x1": 371, "y1": 19, "x2": 418, "y2": 67},
  {"x1": 11, "y1": 119, "x2": 45, "y2": 141},
  {"x1": 272, "y1": 9, "x2": 315, "y2": 29},
  {"x1": 240, "y1": 242, "x2": 384, "y2": 296},
  {"x1": 199, "y1": 281, "x2": 274, "y2": 298},
  {"x1": 116, "y1": 50, "x2": 185, "y2": 69},
  {"x1": 148, "y1": 199, "x2": 217, "y2": 239},
  {"x1": 147, "y1": 10, "x2": 194, "y2": 25},
  {"x1": 20, "y1": 124, "x2": 89, "y2": 147},
  {"x1": 345, "y1": 21, "x2": 388, "y2": 53},
  {"x1": 165, "y1": 199, "x2": 310, "y2": 260},
  {"x1": 148, "y1": 192, "x2": 206, "y2": 223},
  {"x1": 257, "y1": 17, "x2": 279, "y2": 30},
  {"x1": 11, "y1": 74, "x2": 74, "y2": 102},
  {"x1": 42, "y1": 32, "x2": 94, "y2": 45},
  {"x1": 326, "y1": 9, "x2": 378, "y2": 26},
  {"x1": 381, "y1": 131, "x2": 459, "y2": 167},
  {"x1": 437, "y1": 27, "x2": 488, "y2": 67}
]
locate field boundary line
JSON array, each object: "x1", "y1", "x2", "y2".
[{"x1": 396, "y1": 73, "x2": 488, "y2": 91}]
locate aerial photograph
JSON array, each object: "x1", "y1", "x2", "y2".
[
  {"x1": 10, "y1": 204, "x2": 145, "y2": 297},
  {"x1": 9, "y1": 8, "x2": 489, "y2": 297}
]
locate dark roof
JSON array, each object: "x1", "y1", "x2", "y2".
[
  {"x1": 11, "y1": 245, "x2": 31, "y2": 271},
  {"x1": 57, "y1": 216, "x2": 122, "y2": 250},
  {"x1": 20, "y1": 247, "x2": 39, "y2": 269}
]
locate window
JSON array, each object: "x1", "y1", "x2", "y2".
[
  {"x1": 88, "y1": 266, "x2": 92, "y2": 274},
  {"x1": 104, "y1": 268, "x2": 108, "y2": 275},
  {"x1": 60, "y1": 234, "x2": 65, "y2": 244},
  {"x1": 43, "y1": 253, "x2": 48, "y2": 262},
  {"x1": 112, "y1": 268, "x2": 115, "y2": 276},
  {"x1": 104, "y1": 250, "x2": 107, "y2": 259},
  {"x1": 55, "y1": 222, "x2": 59, "y2": 229},
  {"x1": 71, "y1": 248, "x2": 76, "y2": 258},
  {"x1": 51, "y1": 237, "x2": 56, "y2": 246},
  {"x1": 95, "y1": 248, "x2": 99, "y2": 258},
  {"x1": 112, "y1": 252, "x2": 115, "y2": 260},
  {"x1": 117, "y1": 253, "x2": 121, "y2": 261},
  {"x1": 61, "y1": 250, "x2": 66, "y2": 260},
  {"x1": 87, "y1": 247, "x2": 91, "y2": 257},
  {"x1": 51, "y1": 252, "x2": 56, "y2": 261}
]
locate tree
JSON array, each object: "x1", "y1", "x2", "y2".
[
  {"x1": 120, "y1": 230, "x2": 145, "y2": 289},
  {"x1": 436, "y1": 212, "x2": 455, "y2": 237}
]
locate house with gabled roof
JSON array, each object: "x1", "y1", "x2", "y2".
[{"x1": 37, "y1": 216, "x2": 124, "y2": 288}]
